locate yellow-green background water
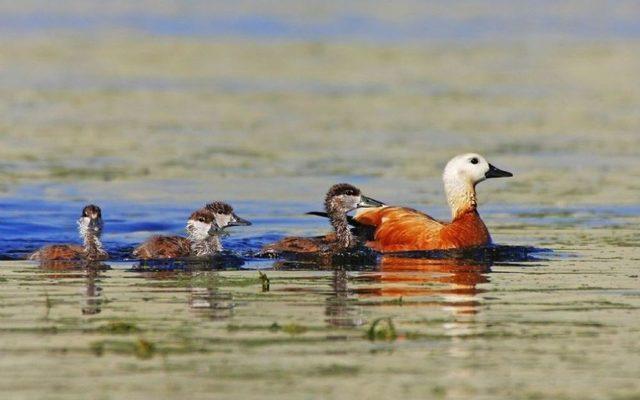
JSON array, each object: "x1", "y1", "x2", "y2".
[{"x1": 0, "y1": 1, "x2": 639, "y2": 399}]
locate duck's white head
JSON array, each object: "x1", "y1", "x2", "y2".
[
  {"x1": 443, "y1": 153, "x2": 512, "y2": 186},
  {"x1": 443, "y1": 153, "x2": 512, "y2": 218}
]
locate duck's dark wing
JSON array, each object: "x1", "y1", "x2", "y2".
[{"x1": 305, "y1": 211, "x2": 377, "y2": 242}]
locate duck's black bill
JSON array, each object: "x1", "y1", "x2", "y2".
[
  {"x1": 358, "y1": 195, "x2": 385, "y2": 208},
  {"x1": 228, "y1": 214, "x2": 252, "y2": 227},
  {"x1": 485, "y1": 164, "x2": 513, "y2": 179}
]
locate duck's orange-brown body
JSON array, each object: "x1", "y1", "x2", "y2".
[
  {"x1": 355, "y1": 206, "x2": 491, "y2": 252},
  {"x1": 133, "y1": 236, "x2": 191, "y2": 259},
  {"x1": 29, "y1": 245, "x2": 86, "y2": 261}
]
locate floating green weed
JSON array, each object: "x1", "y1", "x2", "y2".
[
  {"x1": 43, "y1": 292, "x2": 52, "y2": 319},
  {"x1": 94, "y1": 321, "x2": 141, "y2": 334},
  {"x1": 134, "y1": 339, "x2": 155, "y2": 359},
  {"x1": 281, "y1": 323, "x2": 308, "y2": 335},
  {"x1": 431, "y1": 386, "x2": 447, "y2": 398},
  {"x1": 234, "y1": 322, "x2": 310, "y2": 336},
  {"x1": 259, "y1": 271, "x2": 270, "y2": 292},
  {"x1": 366, "y1": 317, "x2": 397, "y2": 341},
  {"x1": 89, "y1": 341, "x2": 105, "y2": 357},
  {"x1": 315, "y1": 364, "x2": 361, "y2": 376},
  {"x1": 269, "y1": 322, "x2": 281, "y2": 332},
  {"x1": 89, "y1": 338, "x2": 155, "y2": 359}
]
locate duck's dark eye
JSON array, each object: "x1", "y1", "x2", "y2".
[
  {"x1": 198, "y1": 217, "x2": 206, "y2": 222},
  {"x1": 470, "y1": 157, "x2": 479, "y2": 165}
]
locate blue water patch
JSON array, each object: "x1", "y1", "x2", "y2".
[
  {"x1": 0, "y1": 196, "x2": 285, "y2": 260},
  {"x1": 1, "y1": 8, "x2": 640, "y2": 41},
  {"x1": 1, "y1": 182, "x2": 635, "y2": 262}
]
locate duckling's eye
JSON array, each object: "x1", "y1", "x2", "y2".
[
  {"x1": 470, "y1": 157, "x2": 479, "y2": 165},
  {"x1": 198, "y1": 217, "x2": 206, "y2": 222}
]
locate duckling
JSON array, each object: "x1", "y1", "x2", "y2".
[
  {"x1": 28, "y1": 204, "x2": 108, "y2": 261},
  {"x1": 260, "y1": 183, "x2": 384, "y2": 256},
  {"x1": 133, "y1": 201, "x2": 251, "y2": 259},
  {"x1": 354, "y1": 153, "x2": 512, "y2": 252}
]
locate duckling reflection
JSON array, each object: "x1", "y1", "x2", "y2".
[
  {"x1": 325, "y1": 268, "x2": 364, "y2": 328},
  {"x1": 36, "y1": 260, "x2": 108, "y2": 315},
  {"x1": 81, "y1": 263, "x2": 105, "y2": 315},
  {"x1": 187, "y1": 271, "x2": 235, "y2": 320},
  {"x1": 131, "y1": 262, "x2": 235, "y2": 320}
]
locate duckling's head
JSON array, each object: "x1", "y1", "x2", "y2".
[
  {"x1": 205, "y1": 201, "x2": 252, "y2": 232},
  {"x1": 443, "y1": 153, "x2": 512, "y2": 188},
  {"x1": 187, "y1": 202, "x2": 251, "y2": 240},
  {"x1": 77, "y1": 204, "x2": 104, "y2": 237},
  {"x1": 186, "y1": 207, "x2": 217, "y2": 241},
  {"x1": 324, "y1": 183, "x2": 384, "y2": 215}
]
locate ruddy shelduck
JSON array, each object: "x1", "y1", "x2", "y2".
[
  {"x1": 354, "y1": 153, "x2": 512, "y2": 252},
  {"x1": 260, "y1": 183, "x2": 384, "y2": 255},
  {"x1": 29, "y1": 204, "x2": 108, "y2": 261},
  {"x1": 133, "y1": 201, "x2": 251, "y2": 259}
]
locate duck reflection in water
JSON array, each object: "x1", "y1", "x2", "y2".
[
  {"x1": 361, "y1": 256, "x2": 491, "y2": 316},
  {"x1": 274, "y1": 255, "x2": 491, "y2": 328},
  {"x1": 36, "y1": 260, "x2": 108, "y2": 315},
  {"x1": 327, "y1": 257, "x2": 492, "y2": 329}
]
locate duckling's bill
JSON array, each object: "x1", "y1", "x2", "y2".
[
  {"x1": 358, "y1": 195, "x2": 385, "y2": 208},
  {"x1": 228, "y1": 213, "x2": 252, "y2": 227}
]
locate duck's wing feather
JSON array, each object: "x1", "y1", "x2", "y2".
[
  {"x1": 28, "y1": 245, "x2": 84, "y2": 261},
  {"x1": 354, "y1": 206, "x2": 447, "y2": 252},
  {"x1": 260, "y1": 234, "x2": 335, "y2": 255},
  {"x1": 133, "y1": 236, "x2": 191, "y2": 259}
]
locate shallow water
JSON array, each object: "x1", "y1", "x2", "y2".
[
  {"x1": 1, "y1": 188, "x2": 639, "y2": 399},
  {"x1": 1, "y1": 239, "x2": 639, "y2": 399},
  {"x1": 1, "y1": 1, "x2": 640, "y2": 399}
]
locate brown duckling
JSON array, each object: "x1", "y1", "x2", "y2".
[
  {"x1": 29, "y1": 204, "x2": 108, "y2": 261},
  {"x1": 133, "y1": 201, "x2": 250, "y2": 259},
  {"x1": 260, "y1": 183, "x2": 384, "y2": 256}
]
